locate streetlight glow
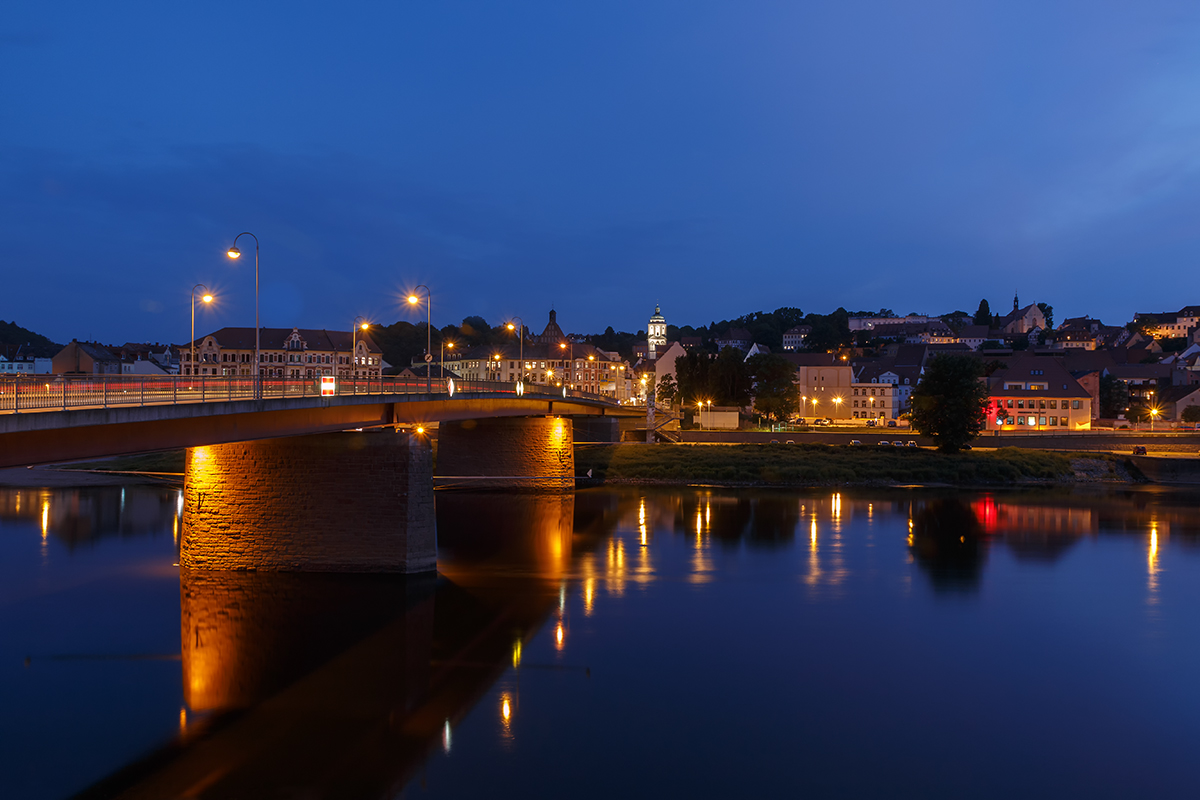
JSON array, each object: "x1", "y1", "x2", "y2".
[
  {"x1": 226, "y1": 247, "x2": 241, "y2": 259},
  {"x1": 407, "y1": 295, "x2": 419, "y2": 305},
  {"x1": 201, "y1": 294, "x2": 213, "y2": 304}
]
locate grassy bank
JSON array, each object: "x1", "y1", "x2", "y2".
[
  {"x1": 58, "y1": 451, "x2": 186, "y2": 473},
  {"x1": 576, "y1": 443, "x2": 1085, "y2": 486}
]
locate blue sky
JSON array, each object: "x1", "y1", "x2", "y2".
[{"x1": 3, "y1": 1, "x2": 1200, "y2": 344}]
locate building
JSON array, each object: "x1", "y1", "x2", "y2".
[
  {"x1": 182, "y1": 327, "x2": 384, "y2": 379},
  {"x1": 849, "y1": 383, "x2": 903, "y2": 421},
  {"x1": 1133, "y1": 305, "x2": 1200, "y2": 339},
  {"x1": 1158, "y1": 385, "x2": 1200, "y2": 421},
  {"x1": 985, "y1": 356, "x2": 1092, "y2": 431},
  {"x1": 456, "y1": 341, "x2": 630, "y2": 400},
  {"x1": 785, "y1": 353, "x2": 853, "y2": 419},
  {"x1": 781, "y1": 325, "x2": 812, "y2": 351},
  {"x1": 957, "y1": 325, "x2": 991, "y2": 350},
  {"x1": 997, "y1": 296, "x2": 1047, "y2": 335},
  {"x1": 647, "y1": 305, "x2": 667, "y2": 360},
  {"x1": 52, "y1": 340, "x2": 123, "y2": 375},
  {"x1": 653, "y1": 341, "x2": 688, "y2": 395},
  {"x1": 848, "y1": 315, "x2": 930, "y2": 332},
  {"x1": 714, "y1": 328, "x2": 753, "y2": 352}
]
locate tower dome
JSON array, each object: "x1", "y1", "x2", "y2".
[{"x1": 647, "y1": 303, "x2": 667, "y2": 358}]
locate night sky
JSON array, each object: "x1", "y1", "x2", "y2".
[{"x1": 4, "y1": 1, "x2": 1200, "y2": 345}]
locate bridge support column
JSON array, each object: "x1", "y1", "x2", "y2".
[
  {"x1": 182, "y1": 431, "x2": 435, "y2": 573},
  {"x1": 436, "y1": 416, "x2": 573, "y2": 490}
]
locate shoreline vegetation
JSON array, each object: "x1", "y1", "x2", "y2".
[
  {"x1": 575, "y1": 443, "x2": 1141, "y2": 487},
  {"x1": 7, "y1": 443, "x2": 1146, "y2": 489}
]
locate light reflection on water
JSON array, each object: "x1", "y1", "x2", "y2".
[{"x1": 1, "y1": 485, "x2": 1199, "y2": 798}]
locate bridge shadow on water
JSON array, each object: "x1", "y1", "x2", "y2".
[{"x1": 77, "y1": 490, "x2": 593, "y2": 800}]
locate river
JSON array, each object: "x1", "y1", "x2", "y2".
[{"x1": 2, "y1": 484, "x2": 1198, "y2": 798}]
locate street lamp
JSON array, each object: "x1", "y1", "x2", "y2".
[
  {"x1": 407, "y1": 285, "x2": 431, "y2": 392},
  {"x1": 225, "y1": 232, "x2": 260, "y2": 398},
  {"x1": 440, "y1": 339, "x2": 455, "y2": 387},
  {"x1": 833, "y1": 396, "x2": 843, "y2": 422},
  {"x1": 1150, "y1": 406, "x2": 1160, "y2": 432},
  {"x1": 559, "y1": 340, "x2": 573, "y2": 389},
  {"x1": 352, "y1": 316, "x2": 370, "y2": 379},
  {"x1": 190, "y1": 284, "x2": 213, "y2": 380},
  {"x1": 506, "y1": 318, "x2": 525, "y2": 387}
]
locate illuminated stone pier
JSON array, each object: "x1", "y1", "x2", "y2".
[
  {"x1": 436, "y1": 416, "x2": 574, "y2": 490},
  {"x1": 181, "y1": 431, "x2": 435, "y2": 573}
]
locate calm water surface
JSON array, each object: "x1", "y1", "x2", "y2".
[{"x1": 2, "y1": 484, "x2": 1199, "y2": 798}]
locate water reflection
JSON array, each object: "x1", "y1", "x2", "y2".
[
  {"x1": 0, "y1": 485, "x2": 180, "y2": 550},
  {"x1": 58, "y1": 484, "x2": 1200, "y2": 799}
]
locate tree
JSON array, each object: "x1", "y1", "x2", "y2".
[
  {"x1": 711, "y1": 346, "x2": 751, "y2": 406},
  {"x1": 1099, "y1": 374, "x2": 1127, "y2": 418},
  {"x1": 746, "y1": 353, "x2": 800, "y2": 421},
  {"x1": 1037, "y1": 303, "x2": 1054, "y2": 330},
  {"x1": 909, "y1": 354, "x2": 990, "y2": 452},
  {"x1": 972, "y1": 299, "x2": 992, "y2": 326},
  {"x1": 657, "y1": 374, "x2": 678, "y2": 405},
  {"x1": 1182, "y1": 405, "x2": 1200, "y2": 423},
  {"x1": 674, "y1": 350, "x2": 712, "y2": 404}
]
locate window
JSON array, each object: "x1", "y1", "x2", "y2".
[
  {"x1": 1049, "y1": 416, "x2": 1058, "y2": 426},
  {"x1": 1006, "y1": 417, "x2": 1014, "y2": 425},
  {"x1": 1006, "y1": 399, "x2": 1013, "y2": 408},
  {"x1": 1072, "y1": 400, "x2": 1081, "y2": 409},
  {"x1": 1039, "y1": 399, "x2": 1046, "y2": 409},
  {"x1": 1017, "y1": 399, "x2": 1025, "y2": 409},
  {"x1": 1049, "y1": 399, "x2": 1057, "y2": 409},
  {"x1": 1017, "y1": 416, "x2": 1026, "y2": 425},
  {"x1": 1040, "y1": 416, "x2": 1047, "y2": 426}
]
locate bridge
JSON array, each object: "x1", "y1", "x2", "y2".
[{"x1": 1, "y1": 373, "x2": 640, "y2": 575}]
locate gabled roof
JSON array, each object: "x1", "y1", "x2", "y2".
[
  {"x1": 193, "y1": 327, "x2": 381, "y2": 353},
  {"x1": 987, "y1": 355, "x2": 1090, "y2": 398}
]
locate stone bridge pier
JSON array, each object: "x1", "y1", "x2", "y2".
[
  {"x1": 182, "y1": 431, "x2": 436, "y2": 573},
  {"x1": 436, "y1": 416, "x2": 574, "y2": 489}
]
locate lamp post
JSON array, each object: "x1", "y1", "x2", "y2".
[
  {"x1": 833, "y1": 396, "x2": 843, "y2": 424},
  {"x1": 225, "y1": 232, "x2": 260, "y2": 398},
  {"x1": 440, "y1": 340, "x2": 455, "y2": 389},
  {"x1": 1150, "y1": 406, "x2": 1160, "y2": 432},
  {"x1": 506, "y1": 317, "x2": 525, "y2": 386},
  {"x1": 407, "y1": 285, "x2": 432, "y2": 392},
  {"x1": 190, "y1": 284, "x2": 213, "y2": 381},
  {"x1": 559, "y1": 340, "x2": 573, "y2": 390},
  {"x1": 352, "y1": 316, "x2": 369, "y2": 379}
]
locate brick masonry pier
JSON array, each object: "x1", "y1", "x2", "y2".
[
  {"x1": 182, "y1": 431, "x2": 435, "y2": 573},
  {"x1": 437, "y1": 416, "x2": 574, "y2": 490}
]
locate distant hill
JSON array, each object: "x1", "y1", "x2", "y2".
[{"x1": 0, "y1": 320, "x2": 61, "y2": 358}]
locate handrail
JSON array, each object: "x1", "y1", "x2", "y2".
[{"x1": 0, "y1": 374, "x2": 616, "y2": 415}]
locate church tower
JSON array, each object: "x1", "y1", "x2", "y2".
[{"x1": 647, "y1": 304, "x2": 667, "y2": 360}]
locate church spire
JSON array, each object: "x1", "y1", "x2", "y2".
[{"x1": 1014, "y1": 291, "x2": 1019, "y2": 312}]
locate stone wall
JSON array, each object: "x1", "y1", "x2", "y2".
[
  {"x1": 436, "y1": 416, "x2": 574, "y2": 490},
  {"x1": 182, "y1": 431, "x2": 435, "y2": 573}
]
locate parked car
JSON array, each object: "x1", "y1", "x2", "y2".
[
  {"x1": 879, "y1": 440, "x2": 891, "y2": 446},
  {"x1": 850, "y1": 440, "x2": 862, "y2": 446},
  {"x1": 906, "y1": 441, "x2": 918, "y2": 447},
  {"x1": 865, "y1": 419, "x2": 877, "y2": 427},
  {"x1": 887, "y1": 419, "x2": 897, "y2": 428},
  {"x1": 893, "y1": 441, "x2": 904, "y2": 447},
  {"x1": 770, "y1": 439, "x2": 780, "y2": 444},
  {"x1": 1132, "y1": 445, "x2": 1147, "y2": 455}
]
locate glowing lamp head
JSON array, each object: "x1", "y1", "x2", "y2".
[
  {"x1": 360, "y1": 322, "x2": 369, "y2": 330},
  {"x1": 559, "y1": 342, "x2": 567, "y2": 350},
  {"x1": 407, "y1": 295, "x2": 419, "y2": 305},
  {"x1": 506, "y1": 323, "x2": 515, "y2": 331},
  {"x1": 201, "y1": 294, "x2": 213, "y2": 304},
  {"x1": 226, "y1": 246, "x2": 241, "y2": 259},
  {"x1": 415, "y1": 426, "x2": 425, "y2": 435}
]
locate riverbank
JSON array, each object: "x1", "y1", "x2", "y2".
[{"x1": 575, "y1": 443, "x2": 1138, "y2": 487}]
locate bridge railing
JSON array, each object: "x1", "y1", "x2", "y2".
[{"x1": 0, "y1": 374, "x2": 615, "y2": 414}]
